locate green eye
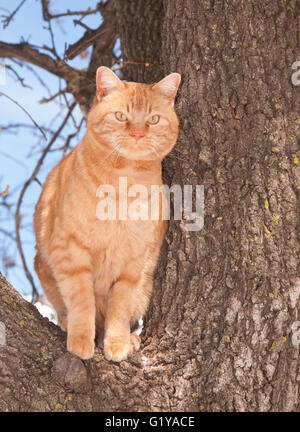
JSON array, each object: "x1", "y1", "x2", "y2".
[
  {"x1": 115, "y1": 112, "x2": 128, "y2": 121},
  {"x1": 148, "y1": 115, "x2": 160, "y2": 125}
]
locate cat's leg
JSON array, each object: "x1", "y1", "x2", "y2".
[
  {"x1": 104, "y1": 262, "x2": 152, "y2": 362},
  {"x1": 34, "y1": 253, "x2": 67, "y2": 330},
  {"x1": 50, "y1": 249, "x2": 96, "y2": 360}
]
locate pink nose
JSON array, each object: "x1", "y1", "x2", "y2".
[{"x1": 130, "y1": 130, "x2": 145, "y2": 140}]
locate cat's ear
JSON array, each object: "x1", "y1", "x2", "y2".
[
  {"x1": 152, "y1": 73, "x2": 181, "y2": 105},
  {"x1": 96, "y1": 67, "x2": 124, "y2": 101}
]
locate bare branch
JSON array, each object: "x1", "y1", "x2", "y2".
[
  {"x1": 0, "y1": 91, "x2": 47, "y2": 140},
  {"x1": 0, "y1": 41, "x2": 93, "y2": 112},
  {"x1": 0, "y1": 123, "x2": 66, "y2": 142},
  {"x1": 65, "y1": 21, "x2": 116, "y2": 60},
  {"x1": 61, "y1": 116, "x2": 85, "y2": 157},
  {"x1": 5, "y1": 64, "x2": 32, "y2": 89},
  {"x1": 0, "y1": 150, "x2": 29, "y2": 169},
  {"x1": 41, "y1": 1, "x2": 101, "y2": 21},
  {"x1": 73, "y1": 20, "x2": 93, "y2": 32},
  {"x1": 0, "y1": 227, "x2": 16, "y2": 242},
  {"x1": 23, "y1": 63, "x2": 52, "y2": 96},
  {"x1": 43, "y1": 16, "x2": 60, "y2": 60},
  {"x1": 39, "y1": 88, "x2": 68, "y2": 104},
  {"x1": 1, "y1": 0, "x2": 27, "y2": 29},
  {"x1": 0, "y1": 41, "x2": 76, "y2": 80}
]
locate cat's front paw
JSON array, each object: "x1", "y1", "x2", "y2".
[
  {"x1": 67, "y1": 332, "x2": 94, "y2": 360},
  {"x1": 104, "y1": 334, "x2": 140, "y2": 362}
]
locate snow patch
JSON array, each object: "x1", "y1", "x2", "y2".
[
  {"x1": 141, "y1": 356, "x2": 149, "y2": 368},
  {"x1": 23, "y1": 295, "x2": 57, "y2": 324},
  {"x1": 134, "y1": 317, "x2": 144, "y2": 336}
]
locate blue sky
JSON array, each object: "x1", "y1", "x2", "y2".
[{"x1": 0, "y1": 0, "x2": 117, "y2": 295}]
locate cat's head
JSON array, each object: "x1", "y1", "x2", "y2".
[{"x1": 88, "y1": 67, "x2": 181, "y2": 161}]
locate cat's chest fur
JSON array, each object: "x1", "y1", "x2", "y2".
[
  {"x1": 75, "y1": 195, "x2": 163, "y2": 292},
  {"x1": 91, "y1": 219, "x2": 159, "y2": 292}
]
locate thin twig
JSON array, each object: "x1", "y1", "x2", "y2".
[
  {"x1": 65, "y1": 21, "x2": 115, "y2": 60},
  {"x1": 0, "y1": 227, "x2": 16, "y2": 242},
  {"x1": 61, "y1": 117, "x2": 85, "y2": 156},
  {"x1": 1, "y1": 0, "x2": 27, "y2": 29},
  {"x1": 24, "y1": 63, "x2": 52, "y2": 97},
  {"x1": 42, "y1": 4, "x2": 101, "y2": 21},
  {"x1": 39, "y1": 88, "x2": 68, "y2": 104},
  {"x1": 0, "y1": 151, "x2": 28, "y2": 169},
  {"x1": 61, "y1": 94, "x2": 77, "y2": 129},
  {"x1": 5, "y1": 64, "x2": 32, "y2": 89},
  {"x1": 44, "y1": 18, "x2": 60, "y2": 59},
  {"x1": 0, "y1": 91, "x2": 47, "y2": 140},
  {"x1": 73, "y1": 19, "x2": 92, "y2": 31}
]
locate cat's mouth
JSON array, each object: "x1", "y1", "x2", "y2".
[{"x1": 117, "y1": 141, "x2": 160, "y2": 161}]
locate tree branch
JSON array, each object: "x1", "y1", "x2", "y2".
[
  {"x1": 0, "y1": 41, "x2": 92, "y2": 111},
  {"x1": 65, "y1": 21, "x2": 116, "y2": 60},
  {"x1": 1, "y1": 0, "x2": 27, "y2": 29},
  {"x1": 41, "y1": 0, "x2": 101, "y2": 21},
  {"x1": 0, "y1": 41, "x2": 78, "y2": 82}
]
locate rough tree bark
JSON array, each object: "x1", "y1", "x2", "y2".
[{"x1": 1, "y1": 0, "x2": 300, "y2": 411}]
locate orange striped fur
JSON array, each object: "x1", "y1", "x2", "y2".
[{"x1": 34, "y1": 67, "x2": 180, "y2": 361}]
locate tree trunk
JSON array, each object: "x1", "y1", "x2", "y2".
[{"x1": 1, "y1": 0, "x2": 300, "y2": 412}]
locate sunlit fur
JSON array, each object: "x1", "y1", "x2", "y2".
[{"x1": 34, "y1": 68, "x2": 180, "y2": 362}]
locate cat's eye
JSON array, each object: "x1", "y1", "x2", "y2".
[
  {"x1": 115, "y1": 111, "x2": 128, "y2": 122},
  {"x1": 147, "y1": 115, "x2": 160, "y2": 125}
]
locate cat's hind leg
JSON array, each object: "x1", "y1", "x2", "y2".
[
  {"x1": 48, "y1": 240, "x2": 96, "y2": 360},
  {"x1": 34, "y1": 253, "x2": 67, "y2": 331}
]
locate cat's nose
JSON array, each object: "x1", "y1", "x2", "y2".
[{"x1": 130, "y1": 130, "x2": 145, "y2": 140}]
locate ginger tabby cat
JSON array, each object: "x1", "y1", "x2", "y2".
[{"x1": 34, "y1": 67, "x2": 181, "y2": 361}]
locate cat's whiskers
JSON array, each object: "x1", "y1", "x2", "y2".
[
  {"x1": 103, "y1": 143, "x2": 122, "y2": 161},
  {"x1": 150, "y1": 144, "x2": 160, "y2": 160},
  {"x1": 114, "y1": 145, "x2": 122, "y2": 165}
]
